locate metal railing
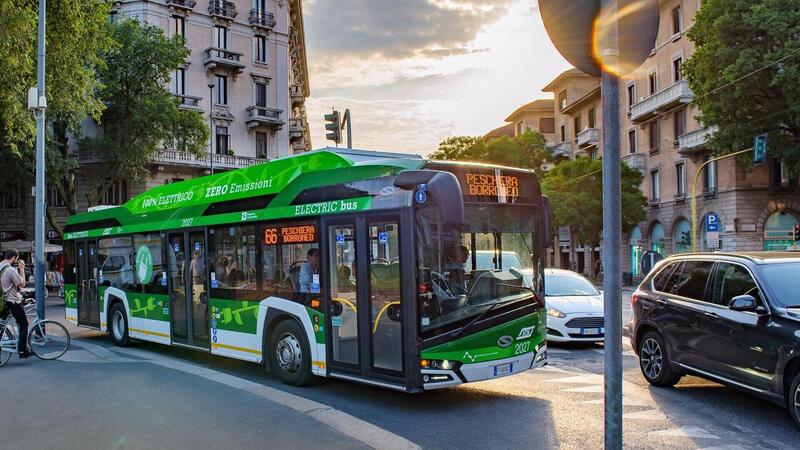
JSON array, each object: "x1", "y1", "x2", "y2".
[
  {"x1": 204, "y1": 47, "x2": 244, "y2": 64},
  {"x1": 630, "y1": 80, "x2": 692, "y2": 122},
  {"x1": 246, "y1": 106, "x2": 284, "y2": 128},
  {"x1": 249, "y1": 9, "x2": 276, "y2": 28},
  {"x1": 168, "y1": 0, "x2": 197, "y2": 9},
  {"x1": 77, "y1": 149, "x2": 266, "y2": 170},
  {"x1": 208, "y1": 0, "x2": 236, "y2": 18}
]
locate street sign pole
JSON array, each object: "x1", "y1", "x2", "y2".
[
  {"x1": 34, "y1": 0, "x2": 47, "y2": 320},
  {"x1": 600, "y1": 1, "x2": 622, "y2": 448}
]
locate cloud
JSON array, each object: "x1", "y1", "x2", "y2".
[{"x1": 304, "y1": 0, "x2": 512, "y2": 60}]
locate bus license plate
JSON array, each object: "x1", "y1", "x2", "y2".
[
  {"x1": 581, "y1": 328, "x2": 602, "y2": 335},
  {"x1": 493, "y1": 363, "x2": 513, "y2": 376}
]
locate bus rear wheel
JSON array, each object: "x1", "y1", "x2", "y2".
[
  {"x1": 269, "y1": 320, "x2": 313, "y2": 387},
  {"x1": 109, "y1": 302, "x2": 131, "y2": 347}
]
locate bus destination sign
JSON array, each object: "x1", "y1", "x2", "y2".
[
  {"x1": 264, "y1": 224, "x2": 317, "y2": 245},
  {"x1": 426, "y1": 164, "x2": 539, "y2": 205},
  {"x1": 465, "y1": 173, "x2": 520, "y2": 199}
]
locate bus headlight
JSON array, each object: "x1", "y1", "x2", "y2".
[
  {"x1": 429, "y1": 360, "x2": 454, "y2": 370},
  {"x1": 547, "y1": 307, "x2": 566, "y2": 319}
]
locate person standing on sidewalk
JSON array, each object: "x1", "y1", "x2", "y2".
[{"x1": 0, "y1": 249, "x2": 33, "y2": 358}]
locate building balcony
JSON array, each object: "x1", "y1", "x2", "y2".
[
  {"x1": 246, "y1": 106, "x2": 284, "y2": 129},
  {"x1": 288, "y1": 118, "x2": 306, "y2": 140},
  {"x1": 249, "y1": 9, "x2": 276, "y2": 29},
  {"x1": 679, "y1": 126, "x2": 718, "y2": 154},
  {"x1": 174, "y1": 94, "x2": 203, "y2": 111},
  {"x1": 630, "y1": 80, "x2": 692, "y2": 124},
  {"x1": 203, "y1": 47, "x2": 245, "y2": 73},
  {"x1": 76, "y1": 150, "x2": 266, "y2": 170},
  {"x1": 208, "y1": 0, "x2": 236, "y2": 19},
  {"x1": 576, "y1": 128, "x2": 600, "y2": 148},
  {"x1": 292, "y1": 140, "x2": 309, "y2": 153},
  {"x1": 549, "y1": 141, "x2": 573, "y2": 159},
  {"x1": 290, "y1": 84, "x2": 304, "y2": 106},
  {"x1": 622, "y1": 153, "x2": 647, "y2": 173},
  {"x1": 167, "y1": 0, "x2": 196, "y2": 11}
]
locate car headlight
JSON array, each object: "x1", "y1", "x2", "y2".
[{"x1": 547, "y1": 307, "x2": 566, "y2": 318}]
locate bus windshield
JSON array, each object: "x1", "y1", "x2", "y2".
[{"x1": 416, "y1": 204, "x2": 541, "y2": 336}]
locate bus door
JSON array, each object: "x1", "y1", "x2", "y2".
[
  {"x1": 167, "y1": 230, "x2": 210, "y2": 349},
  {"x1": 76, "y1": 239, "x2": 100, "y2": 327},
  {"x1": 324, "y1": 213, "x2": 410, "y2": 385}
]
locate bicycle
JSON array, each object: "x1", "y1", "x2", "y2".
[{"x1": 0, "y1": 302, "x2": 71, "y2": 366}]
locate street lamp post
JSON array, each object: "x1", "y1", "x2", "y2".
[
  {"x1": 34, "y1": 0, "x2": 47, "y2": 320},
  {"x1": 208, "y1": 82, "x2": 215, "y2": 175}
]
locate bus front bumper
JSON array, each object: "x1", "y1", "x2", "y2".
[{"x1": 422, "y1": 344, "x2": 547, "y2": 390}]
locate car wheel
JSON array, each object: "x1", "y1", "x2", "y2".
[
  {"x1": 638, "y1": 331, "x2": 681, "y2": 387},
  {"x1": 789, "y1": 371, "x2": 800, "y2": 431},
  {"x1": 269, "y1": 320, "x2": 313, "y2": 387},
  {"x1": 109, "y1": 302, "x2": 131, "y2": 347}
]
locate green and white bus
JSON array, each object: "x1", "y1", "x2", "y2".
[{"x1": 62, "y1": 148, "x2": 551, "y2": 392}]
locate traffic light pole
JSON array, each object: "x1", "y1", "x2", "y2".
[{"x1": 600, "y1": 1, "x2": 622, "y2": 448}]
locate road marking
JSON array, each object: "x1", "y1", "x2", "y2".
[
  {"x1": 649, "y1": 426, "x2": 720, "y2": 440},
  {"x1": 546, "y1": 347, "x2": 571, "y2": 354},
  {"x1": 623, "y1": 409, "x2": 668, "y2": 421},
  {"x1": 584, "y1": 396, "x2": 648, "y2": 407},
  {"x1": 545, "y1": 374, "x2": 604, "y2": 384},
  {"x1": 69, "y1": 340, "x2": 137, "y2": 363},
  {"x1": 561, "y1": 384, "x2": 604, "y2": 393},
  {"x1": 104, "y1": 344, "x2": 420, "y2": 450}
]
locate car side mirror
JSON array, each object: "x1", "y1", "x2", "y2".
[{"x1": 729, "y1": 295, "x2": 759, "y2": 313}]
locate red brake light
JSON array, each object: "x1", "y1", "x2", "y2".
[
  {"x1": 631, "y1": 292, "x2": 639, "y2": 307},
  {"x1": 418, "y1": 283, "x2": 428, "y2": 294}
]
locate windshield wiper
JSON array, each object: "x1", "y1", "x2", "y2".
[{"x1": 450, "y1": 293, "x2": 529, "y2": 339}]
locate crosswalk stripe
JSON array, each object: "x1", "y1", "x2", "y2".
[
  {"x1": 623, "y1": 409, "x2": 668, "y2": 421},
  {"x1": 649, "y1": 426, "x2": 720, "y2": 440}
]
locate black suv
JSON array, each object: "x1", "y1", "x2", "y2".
[{"x1": 629, "y1": 252, "x2": 800, "y2": 429}]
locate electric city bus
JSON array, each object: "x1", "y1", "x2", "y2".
[{"x1": 62, "y1": 148, "x2": 551, "y2": 392}]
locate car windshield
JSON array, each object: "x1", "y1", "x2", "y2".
[
  {"x1": 545, "y1": 274, "x2": 600, "y2": 296},
  {"x1": 760, "y1": 263, "x2": 800, "y2": 308},
  {"x1": 416, "y1": 204, "x2": 542, "y2": 335}
]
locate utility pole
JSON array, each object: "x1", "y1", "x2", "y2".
[
  {"x1": 208, "y1": 82, "x2": 215, "y2": 175},
  {"x1": 34, "y1": 0, "x2": 47, "y2": 320},
  {"x1": 598, "y1": 2, "x2": 622, "y2": 447},
  {"x1": 341, "y1": 109, "x2": 352, "y2": 149}
]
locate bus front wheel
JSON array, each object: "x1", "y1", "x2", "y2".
[
  {"x1": 269, "y1": 320, "x2": 313, "y2": 387},
  {"x1": 109, "y1": 302, "x2": 131, "y2": 347}
]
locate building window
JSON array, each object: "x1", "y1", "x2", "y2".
[
  {"x1": 560, "y1": 124, "x2": 566, "y2": 142},
  {"x1": 649, "y1": 120, "x2": 660, "y2": 153},
  {"x1": 215, "y1": 126, "x2": 229, "y2": 155},
  {"x1": 109, "y1": 10, "x2": 118, "y2": 24},
  {"x1": 174, "y1": 68, "x2": 186, "y2": 95},
  {"x1": 676, "y1": 162, "x2": 685, "y2": 197},
  {"x1": 255, "y1": 81, "x2": 267, "y2": 107},
  {"x1": 627, "y1": 83, "x2": 635, "y2": 109},
  {"x1": 254, "y1": 0, "x2": 266, "y2": 12},
  {"x1": 256, "y1": 131, "x2": 268, "y2": 158},
  {"x1": 673, "y1": 57, "x2": 683, "y2": 82},
  {"x1": 673, "y1": 108, "x2": 685, "y2": 146},
  {"x1": 173, "y1": 16, "x2": 186, "y2": 40},
  {"x1": 214, "y1": 75, "x2": 228, "y2": 105},
  {"x1": 103, "y1": 180, "x2": 128, "y2": 206},
  {"x1": 648, "y1": 72, "x2": 657, "y2": 95},
  {"x1": 46, "y1": 185, "x2": 65, "y2": 207},
  {"x1": 704, "y1": 157, "x2": 717, "y2": 192},
  {"x1": 558, "y1": 90, "x2": 567, "y2": 110},
  {"x1": 539, "y1": 117, "x2": 555, "y2": 134},
  {"x1": 588, "y1": 108, "x2": 596, "y2": 129},
  {"x1": 651, "y1": 170, "x2": 660, "y2": 202},
  {"x1": 255, "y1": 35, "x2": 267, "y2": 63},
  {"x1": 589, "y1": 149, "x2": 597, "y2": 161},
  {"x1": 672, "y1": 6, "x2": 682, "y2": 35},
  {"x1": 0, "y1": 190, "x2": 25, "y2": 210},
  {"x1": 213, "y1": 25, "x2": 227, "y2": 49},
  {"x1": 573, "y1": 116, "x2": 582, "y2": 138},
  {"x1": 628, "y1": 129, "x2": 637, "y2": 154}
]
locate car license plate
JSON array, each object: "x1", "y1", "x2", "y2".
[
  {"x1": 493, "y1": 363, "x2": 513, "y2": 376},
  {"x1": 581, "y1": 328, "x2": 602, "y2": 335}
]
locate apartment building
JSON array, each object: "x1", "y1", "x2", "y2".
[
  {"x1": 0, "y1": 0, "x2": 311, "y2": 245},
  {"x1": 542, "y1": 69, "x2": 601, "y2": 162},
  {"x1": 504, "y1": 99, "x2": 557, "y2": 144},
  {"x1": 620, "y1": 0, "x2": 800, "y2": 279}
]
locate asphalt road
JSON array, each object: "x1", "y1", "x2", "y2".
[{"x1": 3, "y1": 297, "x2": 799, "y2": 449}]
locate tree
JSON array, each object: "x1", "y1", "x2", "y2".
[
  {"x1": 0, "y1": 0, "x2": 113, "y2": 220},
  {"x1": 541, "y1": 158, "x2": 646, "y2": 260},
  {"x1": 683, "y1": 0, "x2": 800, "y2": 173},
  {"x1": 77, "y1": 19, "x2": 208, "y2": 209},
  {"x1": 431, "y1": 131, "x2": 551, "y2": 175}
]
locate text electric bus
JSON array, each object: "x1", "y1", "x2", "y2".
[{"x1": 62, "y1": 148, "x2": 551, "y2": 392}]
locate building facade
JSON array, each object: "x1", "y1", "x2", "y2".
[{"x1": 0, "y1": 0, "x2": 311, "y2": 245}]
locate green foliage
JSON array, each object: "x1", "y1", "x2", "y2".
[
  {"x1": 80, "y1": 19, "x2": 209, "y2": 205},
  {"x1": 431, "y1": 131, "x2": 550, "y2": 175},
  {"x1": 542, "y1": 158, "x2": 646, "y2": 245},
  {"x1": 683, "y1": 0, "x2": 800, "y2": 173}
]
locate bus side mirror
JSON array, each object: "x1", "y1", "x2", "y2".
[
  {"x1": 542, "y1": 196, "x2": 553, "y2": 247},
  {"x1": 330, "y1": 301, "x2": 343, "y2": 316},
  {"x1": 387, "y1": 304, "x2": 401, "y2": 321}
]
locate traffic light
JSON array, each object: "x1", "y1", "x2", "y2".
[
  {"x1": 324, "y1": 110, "x2": 341, "y2": 145},
  {"x1": 680, "y1": 231, "x2": 692, "y2": 247},
  {"x1": 794, "y1": 223, "x2": 800, "y2": 243},
  {"x1": 753, "y1": 134, "x2": 768, "y2": 166}
]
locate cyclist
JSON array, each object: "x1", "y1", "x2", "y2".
[{"x1": 0, "y1": 249, "x2": 33, "y2": 359}]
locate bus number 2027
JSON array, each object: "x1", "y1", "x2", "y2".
[{"x1": 514, "y1": 341, "x2": 530, "y2": 355}]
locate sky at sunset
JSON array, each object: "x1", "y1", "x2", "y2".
[{"x1": 302, "y1": 0, "x2": 572, "y2": 155}]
